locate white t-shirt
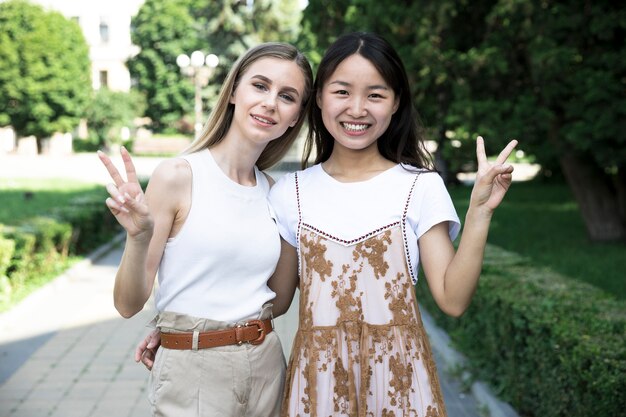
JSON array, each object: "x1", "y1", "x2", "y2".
[
  {"x1": 269, "y1": 164, "x2": 461, "y2": 284},
  {"x1": 155, "y1": 149, "x2": 279, "y2": 322}
]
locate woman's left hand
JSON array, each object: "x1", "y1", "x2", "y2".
[{"x1": 470, "y1": 136, "x2": 518, "y2": 213}]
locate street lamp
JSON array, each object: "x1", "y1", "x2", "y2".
[{"x1": 176, "y1": 51, "x2": 220, "y2": 140}]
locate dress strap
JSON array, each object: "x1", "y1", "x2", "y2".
[{"x1": 401, "y1": 172, "x2": 421, "y2": 284}]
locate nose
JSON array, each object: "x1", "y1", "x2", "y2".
[
  {"x1": 262, "y1": 94, "x2": 277, "y2": 110},
  {"x1": 346, "y1": 96, "x2": 367, "y2": 117}
]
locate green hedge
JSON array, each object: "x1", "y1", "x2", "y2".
[
  {"x1": 0, "y1": 235, "x2": 14, "y2": 303},
  {"x1": 417, "y1": 245, "x2": 626, "y2": 417},
  {"x1": 0, "y1": 194, "x2": 121, "y2": 310}
]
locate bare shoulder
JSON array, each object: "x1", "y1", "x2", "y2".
[
  {"x1": 145, "y1": 158, "x2": 192, "y2": 207},
  {"x1": 149, "y1": 158, "x2": 191, "y2": 189}
]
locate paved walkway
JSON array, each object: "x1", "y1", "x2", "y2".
[{"x1": 0, "y1": 152, "x2": 520, "y2": 417}]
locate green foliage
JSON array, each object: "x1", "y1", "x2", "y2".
[
  {"x1": 128, "y1": 0, "x2": 302, "y2": 132},
  {"x1": 0, "y1": 179, "x2": 121, "y2": 310},
  {"x1": 0, "y1": 235, "x2": 14, "y2": 277},
  {"x1": 417, "y1": 246, "x2": 626, "y2": 417},
  {"x1": 0, "y1": 0, "x2": 91, "y2": 145},
  {"x1": 448, "y1": 181, "x2": 626, "y2": 298},
  {"x1": 85, "y1": 88, "x2": 146, "y2": 150}
]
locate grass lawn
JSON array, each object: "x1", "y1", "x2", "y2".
[
  {"x1": 0, "y1": 178, "x2": 104, "y2": 224},
  {"x1": 448, "y1": 179, "x2": 626, "y2": 300}
]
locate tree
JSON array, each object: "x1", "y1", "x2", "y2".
[
  {"x1": 128, "y1": 0, "x2": 302, "y2": 132},
  {"x1": 452, "y1": 0, "x2": 626, "y2": 242},
  {"x1": 0, "y1": 0, "x2": 91, "y2": 152},
  {"x1": 84, "y1": 88, "x2": 147, "y2": 151}
]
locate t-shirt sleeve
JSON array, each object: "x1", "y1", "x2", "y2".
[
  {"x1": 268, "y1": 172, "x2": 299, "y2": 247},
  {"x1": 410, "y1": 172, "x2": 461, "y2": 241}
]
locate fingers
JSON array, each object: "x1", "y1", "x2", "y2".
[
  {"x1": 105, "y1": 197, "x2": 129, "y2": 215},
  {"x1": 141, "y1": 348, "x2": 155, "y2": 370},
  {"x1": 120, "y1": 146, "x2": 139, "y2": 185},
  {"x1": 97, "y1": 150, "x2": 126, "y2": 187},
  {"x1": 105, "y1": 183, "x2": 128, "y2": 205},
  {"x1": 475, "y1": 136, "x2": 487, "y2": 165},
  {"x1": 481, "y1": 162, "x2": 515, "y2": 185},
  {"x1": 495, "y1": 139, "x2": 518, "y2": 165}
]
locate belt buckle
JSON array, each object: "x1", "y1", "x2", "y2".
[{"x1": 244, "y1": 319, "x2": 266, "y2": 345}]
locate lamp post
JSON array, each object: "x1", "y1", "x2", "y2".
[{"x1": 176, "y1": 51, "x2": 220, "y2": 140}]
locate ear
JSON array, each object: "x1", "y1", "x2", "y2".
[
  {"x1": 289, "y1": 116, "x2": 299, "y2": 128},
  {"x1": 392, "y1": 96, "x2": 400, "y2": 114},
  {"x1": 229, "y1": 91, "x2": 236, "y2": 104},
  {"x1": 316, "y1": 91, "x2": 323, "y2": 109}
]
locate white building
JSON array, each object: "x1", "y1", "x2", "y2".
[{"x1": 30, "y1": 0, "x2": 145, "y2": 92}]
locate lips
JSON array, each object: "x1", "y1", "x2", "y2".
[{"x1": 251, "y1": 114, "x2": 277, "y2": 125}]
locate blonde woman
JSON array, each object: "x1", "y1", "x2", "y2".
[{"x1": 98, "y1": 42, "x2": 313, "y2": 417}]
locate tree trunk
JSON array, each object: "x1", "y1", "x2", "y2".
[{"x1": 559, "y1": 152, "x2": 625, "y2": 242}]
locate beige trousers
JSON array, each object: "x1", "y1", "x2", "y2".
[{"x1": 148, "y1": 306, "x2": 286, "y2": 417}]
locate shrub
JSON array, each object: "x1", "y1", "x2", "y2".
[
  {"x1": 0, "y1": 192, "x2": 121, "y2": 311},
  {"x1": 417, "y1": 246, "x2": 626, "y2": 417},
  {"x1": 0, "y1": 235, "x2": 15, "y2": 303}
]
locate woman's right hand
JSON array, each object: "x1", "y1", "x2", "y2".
[
  {"x1": 135, "y1": 329, "x2": 161, "y2": 371},
  {"x1": 97, "y1": 147, "x2": 153, "y2": 238}
]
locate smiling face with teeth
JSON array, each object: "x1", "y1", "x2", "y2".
[
  {"x1": 317, "y1": 53, "x2": 399, "y2": 155},
  {"x1": 228, "y1": 57, "x2": 306, "y2": 146}
]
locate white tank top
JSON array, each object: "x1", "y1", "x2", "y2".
[{"x1": 155, "y1": 149, "x2": 280, "y2": 322}]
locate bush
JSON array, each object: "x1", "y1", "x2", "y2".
[
  {"x1": 0, "y1": 192, "x2": 121, "y2": 311},
  {"x1": 417, "y1": 245, "x2": 626, "y2": 417},
  {"x1": 52, "y1": 194, "x2": 120, "y2": 253},
  {"x1": 0, "y1": 235, "x2": 15, "y2": 303}
]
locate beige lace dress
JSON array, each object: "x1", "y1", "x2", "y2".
[{"x1": 270, "y1": 165, "x2": 460, "y2": 417}]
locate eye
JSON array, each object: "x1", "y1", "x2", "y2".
[
  {"x1": 333, "y1": 89, "x2": 349, "y2": 96},
  {"x1": 369, "y1": 93, "x2": 384, "y2": 99},
  {"x1": 253, "y1": 83, "x2": 268, "y2": 91},
  {"x1": 279, "y1": 93, "x2": 296, "y2": 102}
]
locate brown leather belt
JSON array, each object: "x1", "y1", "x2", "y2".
[{"x1": 160, "y1": 319, "x2": 272, "y2": 350}]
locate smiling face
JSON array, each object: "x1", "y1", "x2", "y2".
[
  {"x1": 228, "y1": 57, "x2": 306, "y2": 145},
  {"x1": 317, "y1": 53, "x2": 399, "y2": 154}
]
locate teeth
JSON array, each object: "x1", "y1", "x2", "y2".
[
  {"x1": 342, "y1": 123, "x2": 369, "y2": 132},
  {"x1": 253, "y1": 115, "x2": 275, "y2": 124}
]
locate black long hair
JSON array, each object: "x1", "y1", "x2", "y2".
[{"x1": 303, "y1": 32, "x2": 433, "y2": 170}]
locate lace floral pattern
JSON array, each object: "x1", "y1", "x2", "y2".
[{"x1": 282, "y1": 226, "x2": 447, "y2": 417}]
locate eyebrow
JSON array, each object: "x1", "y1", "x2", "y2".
[
  {"x1": 251, "y1": 74, "x2": 301, "y2": 97},
  {"x1": 328, "y1": 80, "x2": 390, "y2": 91}
]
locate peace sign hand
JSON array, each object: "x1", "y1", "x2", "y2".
[
  {"x1": 97, "y1": 147, "x2": 154, "y2": 239},
  {"x1": 470, "y1": 136, "x2": 518, "y2": 214}
]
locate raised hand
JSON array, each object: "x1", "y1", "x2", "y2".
[
  {"x1": 97, "y1": 147, "x2": 153, "y2": 238},
  {"x1": 470, "y1": 136, "x2": 518, "y2": 213}
]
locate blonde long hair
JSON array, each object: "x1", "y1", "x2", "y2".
[{"x1": 184, "y1": 43, "x2": 313, "y2": 171}]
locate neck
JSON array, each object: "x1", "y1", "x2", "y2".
[
  {"x1": 209, "y1": 138, "x2": 264, "y2": 186},
  {"x1": 322, "y1": 147, "x2": 396, "y2": 183}
]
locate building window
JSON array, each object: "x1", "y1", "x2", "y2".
[
  {"x1": 99, "y1": 19, "x2": 110, "y2": 43},
  {"x1": 99, "y1": 71, "x2": 108, "y2": 88}
]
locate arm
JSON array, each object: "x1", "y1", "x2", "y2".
[
  {"x1": 267, "y1": 238, "x2": 299, "y2": 317},
  {"x1": 419, "y1": 137, "x2": 517, "y2": 317},
  {"x1": 98, "y1": 148, "x2": 191, "y2": 318}
]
